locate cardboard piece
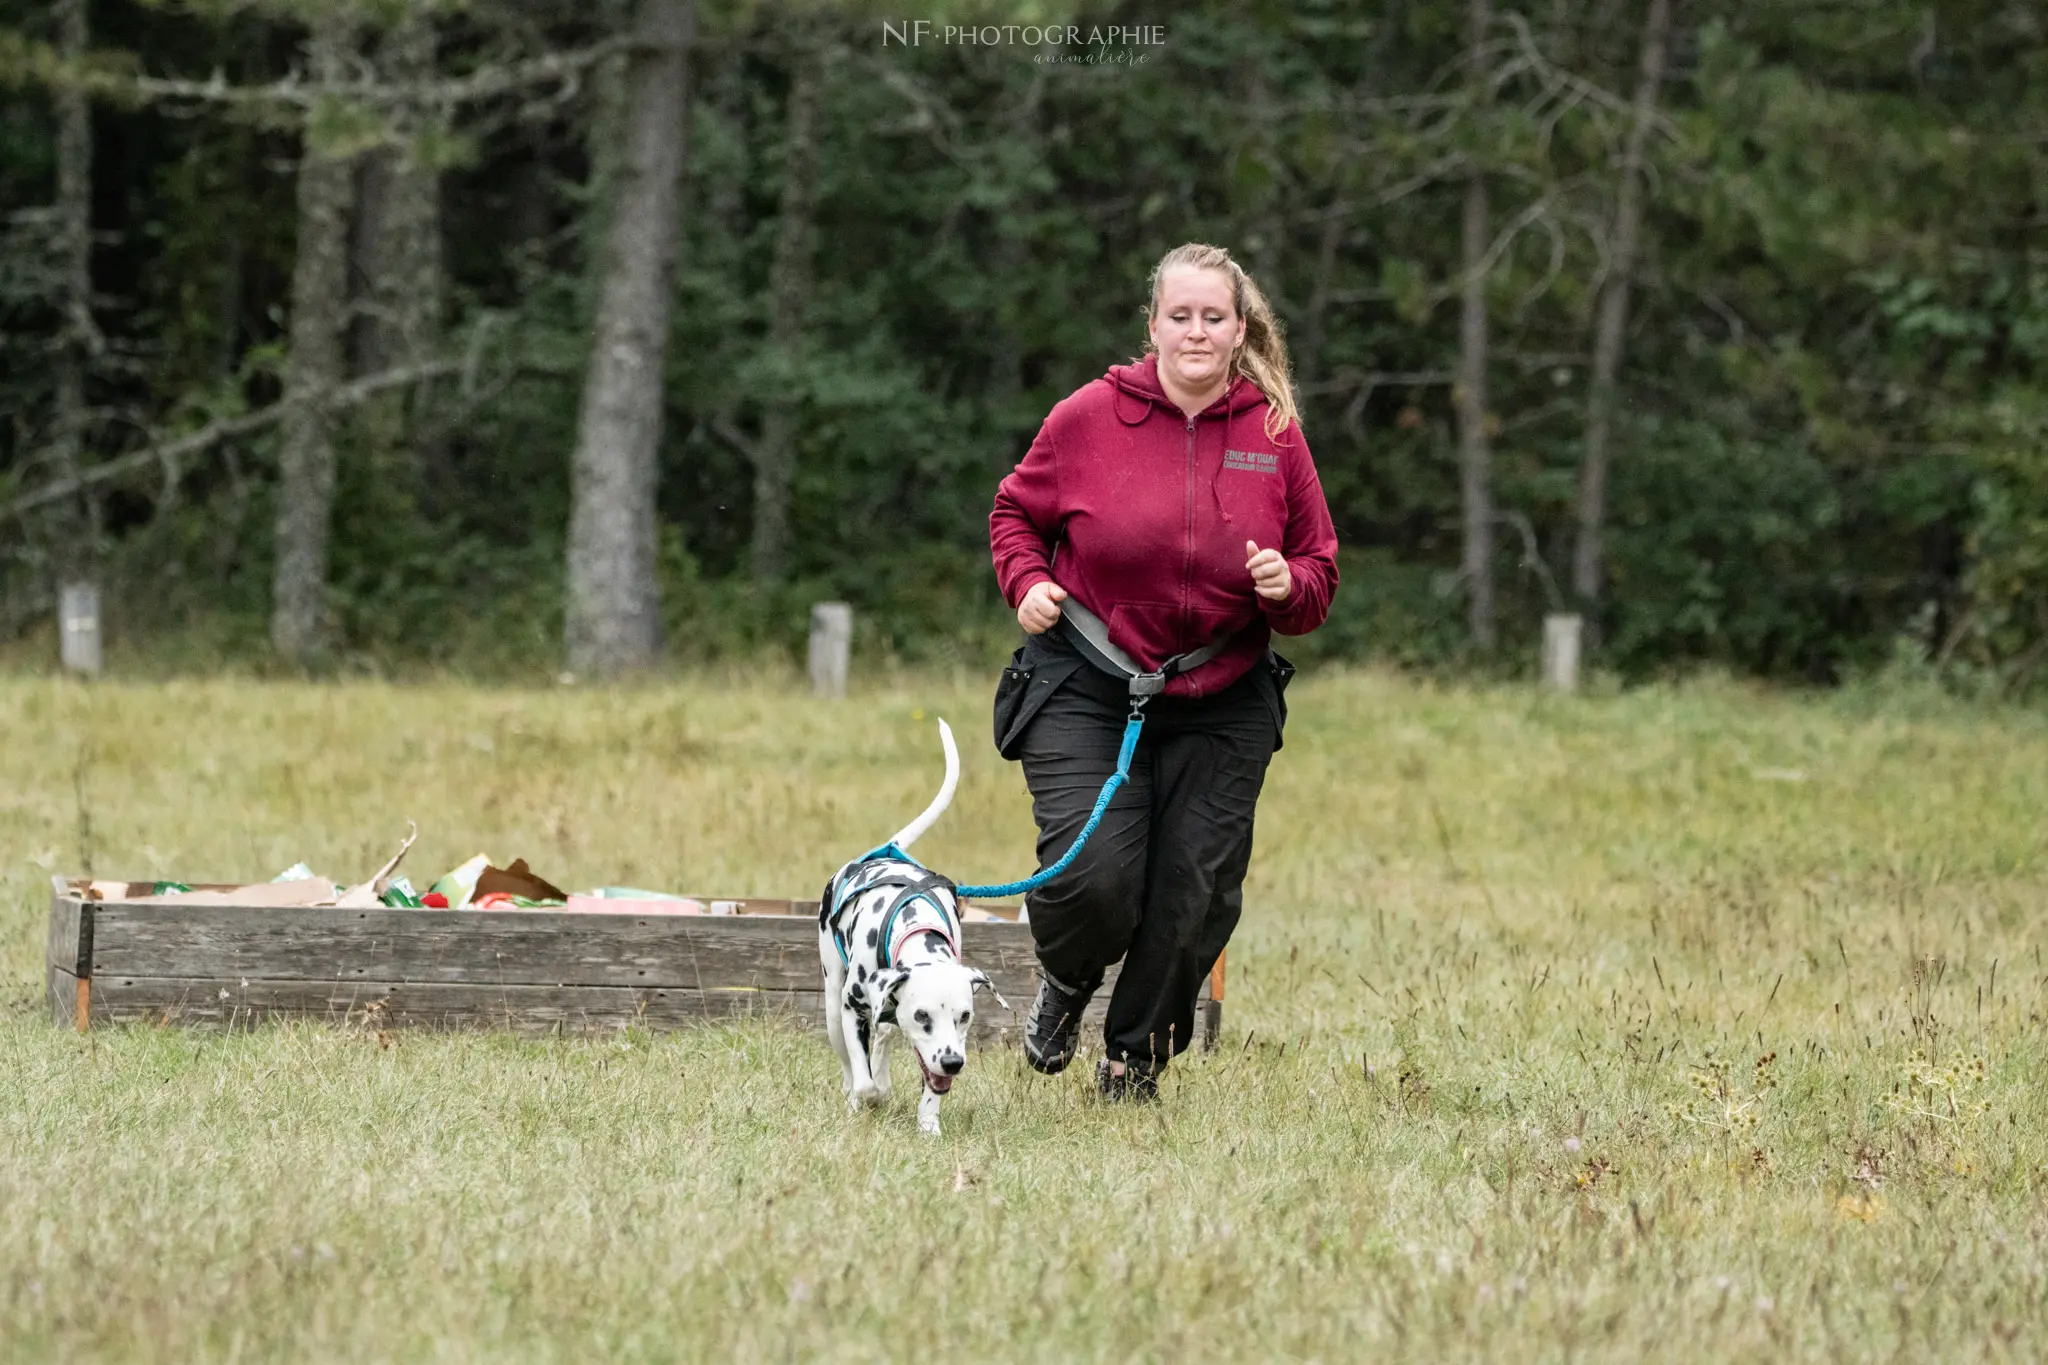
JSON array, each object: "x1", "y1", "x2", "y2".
[
  {"x1": 472, "y1": 858, "x2": 568, "y2": 904},
  {"x1": 131, "y1": 878, "x2": 340, "y2": 908},
  {"x1": 336, "y1": 822, "x2": 420, "y2": 908}
]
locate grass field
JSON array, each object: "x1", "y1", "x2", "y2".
[{"x1": 5, "y1": 666, "x2": 2048, "y2": 1362}]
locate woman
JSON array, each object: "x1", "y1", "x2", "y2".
[{"x1": 987, "y1": 242, "x2": 1339, "y2": 1100}]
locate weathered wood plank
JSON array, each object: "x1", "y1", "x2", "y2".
[
  {"x1": 60, "y1": 891, "x2": 1217, "y2": 1047},
  {"x1": 46, "y1": 890, "x2": 91, "y2": 976},
  {"x1": 84, "y1": 974, "x2": 1128, "y2": 1045},
  {"x1": 88, "y1": 904, "x2": 1055, "y2": 991},
  {"x1": 47, "y1": 962, "x2": 82, "y2": 1030}
]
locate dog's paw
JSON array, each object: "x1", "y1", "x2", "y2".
[
  {"x1": 918, "y1": 1114, "x2": 942, "y2": 1136},
  {"x1": 850, "y1": 1081, "x2": 880, "y2": 1107}
]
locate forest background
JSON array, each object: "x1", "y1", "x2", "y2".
[{"x1": 1, "y1": 0, "x2": 2044, "y2": 687}]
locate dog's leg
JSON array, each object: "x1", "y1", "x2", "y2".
[
  {"x1": 843, "y1": 986, "x2": 880, "y2": 1106},
  {"x1": 870, "y1": 1023, "x2": 894, "y2": 1101},
  {"x1": 918, "y1": 1085, "x2": 943, "y2": 1137},
  {"x1": 820, "y1": 940, "x2": 855, "y2": 1099}
]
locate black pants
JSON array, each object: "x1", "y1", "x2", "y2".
[{"x1": 1005, "y1": 635, "x2": 1283, "y2": 1067}]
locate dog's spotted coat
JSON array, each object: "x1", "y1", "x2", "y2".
[{"x1": 817, "y1": 720, "x2": 1004, "y2": 1135}]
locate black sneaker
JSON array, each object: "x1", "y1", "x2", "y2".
[
  {"x1": 1096, "y1": 1056, "x2": 1160, "y2": 1103},
  {"x1": 1022, "y1": 969, "x2": 1094, "y2": 1075}
]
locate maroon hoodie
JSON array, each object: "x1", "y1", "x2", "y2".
[{"x1": 990, "y1": 354, "x2": 1340, "y2": 698}]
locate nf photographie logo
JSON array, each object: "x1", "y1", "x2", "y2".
[{"x1": 881, "y1": 21, "x2": 1168, "y2": 65}]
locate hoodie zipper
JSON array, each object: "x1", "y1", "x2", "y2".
[{"x1": 1181, "y1": 413, "x2": 1196, "y2": 656}]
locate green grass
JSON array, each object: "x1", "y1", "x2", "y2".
[{"x1": 5, "y1": 667, "x2": 2048, "y2": 1362}]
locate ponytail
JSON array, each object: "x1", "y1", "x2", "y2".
[{"x1": 1145, "y1": 242, "x2": 1300, "y2": 443}]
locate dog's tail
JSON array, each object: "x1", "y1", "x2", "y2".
[{"x1": 888, "y1": 717, "x2": 958, "y2": 852}]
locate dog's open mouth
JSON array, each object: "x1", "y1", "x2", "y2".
[{"x1": 919, "y1": 1059, "x2": 954, "y2": 1095}]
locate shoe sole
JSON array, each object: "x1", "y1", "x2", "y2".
[
  {"x1": 1024, "y1": 1046, "x2": 1074, "y2": 1075},
  {"x1": 1023, "y1": 986, "x2": 1088, "y2": 1075}
]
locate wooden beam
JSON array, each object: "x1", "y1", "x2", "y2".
[
  {"x1": 88, "y1": 904, "x2": 1058, "y2": 992},
  {"x1": 46, "y1": 883, "x2": 92, "y2": 977},
  {"x1": 52, "y1": 890, "x2": 1215, "y2": 1044},
  {"x1": 84, "y1": 974, "x2": 1113, "y2": 1044}
]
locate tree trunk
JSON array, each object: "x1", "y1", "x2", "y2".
[
  {"x1": 351, "y1": 13, "x2": 445, "y2": 488},
  {"x1": 564, "y1": 0, "x2": 694, "y2": 674},
  {"x1": 270, "y1": 12, "x2": 359, "y2": 662},
  {"x1": 1456, "y1": 0, "x2": 1496, "y2": 652},
  {"x1": 984, "y1": 72, "x2": 1045, "y2": 424},
  {"x1": 748, "y1": 45, "x2": 821, "y2": 588},
  {"x1": 50, "y1": 0, "x2": 99, "y2": 584},
  {"x1": 353, "y1": 15, "x2": 442, "y2": 377},
  {"x1": 1572, "y1": 0, "x2": 1674, "y2": 619}
]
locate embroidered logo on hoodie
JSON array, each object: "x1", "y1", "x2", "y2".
[{"x1": 1223, "y1": 448, "x2": 1280, "y2": 474}]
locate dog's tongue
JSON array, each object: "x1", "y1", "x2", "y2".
[{"x1": 923, "y1": 1067, "x2": 954, "y2": 1095}]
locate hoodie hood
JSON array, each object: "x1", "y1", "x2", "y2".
[{"x1": 1108, "y1": 354, "x2": 1266, "y2": 425}]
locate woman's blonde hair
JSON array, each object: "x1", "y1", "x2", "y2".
[{"x1": 1145, "y1": 242, "x2": 1299, "y2": 442}]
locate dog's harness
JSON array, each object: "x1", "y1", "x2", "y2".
[
  {"x1": 823, "y1": 846, "x2": 962, "y2": 970},
  {"x1": 953, "y1": 598, "x2": 1230, "y2": 900}
]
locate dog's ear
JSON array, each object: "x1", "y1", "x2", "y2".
[
  {"x1": 967, "y1": 968, "x2": 1010, "y2": 1013},
  {"x1": 870, "y1": 967, "x2": 911, "y2": 1019}
]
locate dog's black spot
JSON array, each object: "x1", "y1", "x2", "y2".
[
  {"x1": 857, "y1": 964, "x2": 868, "y2": 980},
  {"x1": 866, "y1": 928, "x2": 879, "y2": 947},
  {"x1": 927, "y1": 938, "x2": 944, "y2": 954}
]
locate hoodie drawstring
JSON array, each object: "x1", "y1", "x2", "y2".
[{"x1": 1213, "y1": 402, "x2": 1235, "y2": 524}]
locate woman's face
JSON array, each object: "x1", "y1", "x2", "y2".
[{"x1": 1149, "y1": 265, "x2": 1246, "y2": 395}]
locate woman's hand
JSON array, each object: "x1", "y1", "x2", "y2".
[
  {"x1": 1019, "y1": 580, "x2": 1069, "y2": 634},
  {"x1": 1246, "y1": 541, "x2": 1292, "y2": 603}
]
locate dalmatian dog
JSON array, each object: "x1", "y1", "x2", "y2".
[{"x1": 819, "y1": 719, "x2": 1006, "y2": 1135}]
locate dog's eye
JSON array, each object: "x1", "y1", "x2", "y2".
[
  {"x1": 914, "y1": 1009, "x2": 930, "y2": 1029},
  {"x1": 958, "y1": 1012, "x2": 970, "y2": 1026}
]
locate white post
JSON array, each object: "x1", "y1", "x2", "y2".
[
  {"x1": 808, "y1": 601, "x2": 851, "y2": 699},
  {"x1": 59, "y1": 581, "x2": 102, "y2": 678},
  {"x1": 1542, "y1": 612, "x2": 1581, "y2": 693}
]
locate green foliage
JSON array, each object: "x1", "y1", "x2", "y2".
[
  {"x1": 0, "y1": 0, "x2": 2043, "y2": 684},
  {"x1": 1953, "y1": 393, "x2": 2048, "y2": 693}
]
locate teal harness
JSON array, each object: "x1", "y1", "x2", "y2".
[{"x1": 822, "y1": 848, "x2": 962, "y2": 969}]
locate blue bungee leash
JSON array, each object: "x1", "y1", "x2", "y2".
[
  {"x1": 827, "y1": 602, "x2": 1232, "y2": 909},
  {"x1": 948, "y1": 598, "x2": 1232, "y2": 900},
  {"x1": 953, "y1": 704, "x2": 1145, "y2": 899}
]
